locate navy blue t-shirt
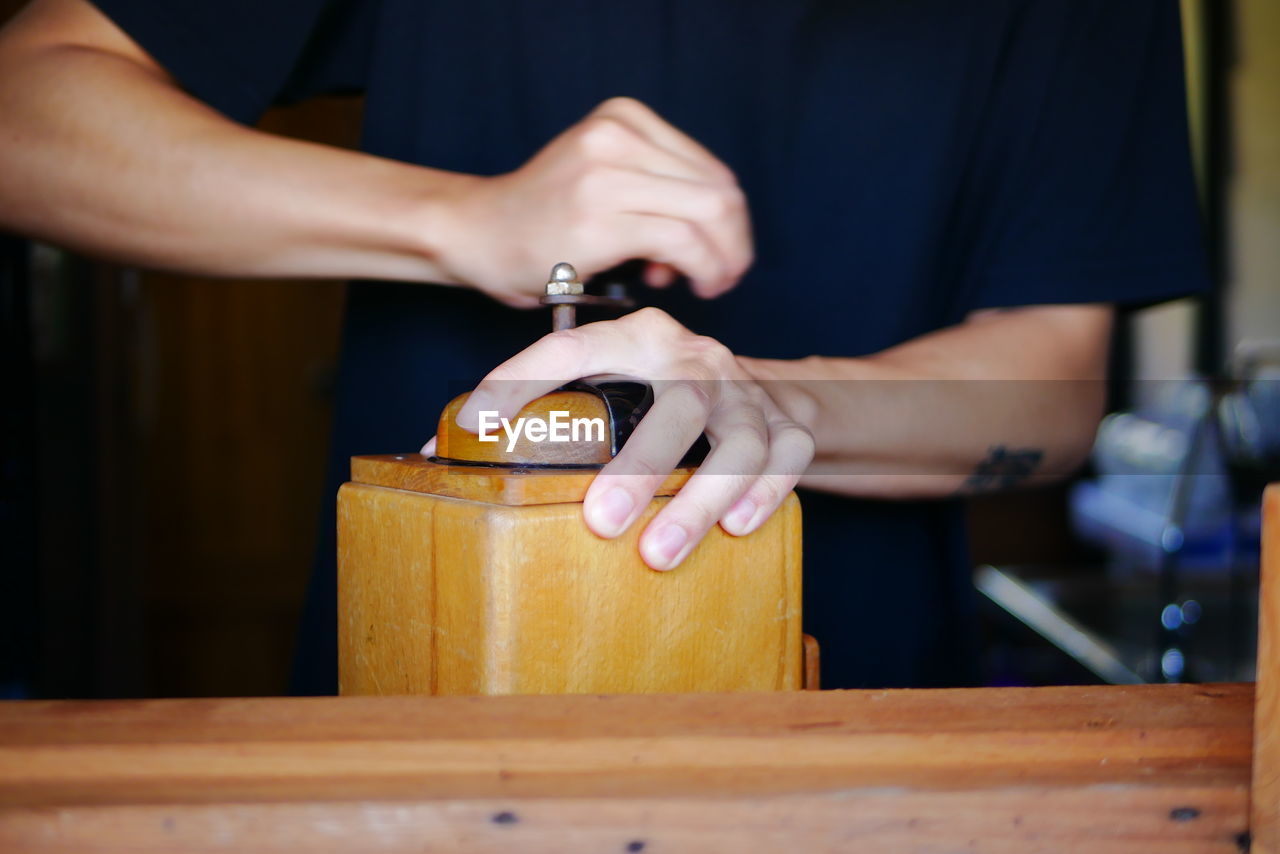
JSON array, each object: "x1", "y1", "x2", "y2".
[{"x1": 93, "y1": 0, "x2": 1208, "y2": 690}]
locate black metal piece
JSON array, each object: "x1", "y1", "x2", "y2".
[{"x1": 540, "y1": 293, "x2": 636, "y2": 308}]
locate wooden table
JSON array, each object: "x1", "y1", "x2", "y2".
[
  {"x1": 0, "y1": 684, "x2": 1256, "y2": 852},
  {"x1": 0, "y1": 485, "x2": 1273, "y2": 853}
]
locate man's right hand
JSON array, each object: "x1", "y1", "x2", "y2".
[
  {"x1": 0, "y1": 3, "x2": 751, "y2": 301},
  {"x1": 428, "y1": 97, "x2": 754, "y2": 307}
]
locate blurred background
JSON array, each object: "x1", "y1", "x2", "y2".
[{"x1": 1, "y1": 0, "x2": 1277, "y2": 699}]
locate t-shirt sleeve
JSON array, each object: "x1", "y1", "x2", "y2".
[
  {"x1": 88, "y1": 0, "x2": 374, "y2": 124},
  {"x1": 956, "y1": 0, "x2": 1208, "y2": 311}
]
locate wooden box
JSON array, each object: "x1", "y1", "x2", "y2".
[{"x1": 338, "y1": 454, "x2": 803, "y2": 696}]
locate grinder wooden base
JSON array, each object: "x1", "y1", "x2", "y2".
[{"x1": 338, "y1": 455, "x2": 804, "y2": 696}]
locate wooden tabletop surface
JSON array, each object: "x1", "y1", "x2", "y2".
[
  {"x1": 0, "y1": 684, "x2": 1254, "y2": 852},
  {"x1": 0, "y1": 684, "x2": 1252, "y2": 805}
]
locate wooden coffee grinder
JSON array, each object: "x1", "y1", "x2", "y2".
[{"x1": 337, "y1": 264, "x2": 807, "y2": 696}]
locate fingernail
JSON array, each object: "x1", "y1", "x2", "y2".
[
  {"x1": 588, "y1": 487, "x2": 634, "y2": 537},
  {"x1": 724, "y1": 496, "x2": 758, "y2": 535},
  {"x1": 457, "y1": 391, "x2": 496, "y2": 432},
  {"x1": 644, "y1": 524, "x2": 689, "y2": 571}
]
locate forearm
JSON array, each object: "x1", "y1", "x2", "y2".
[
  {"x1": 0, "y1": 10, "x2": 469, "y2": 281},
  {"x1": 740, "y1": 304, "x2": 1113, "y2": 499},
  {"x1": 2, "y1": 1, "x2": 755, "y2": 305}
]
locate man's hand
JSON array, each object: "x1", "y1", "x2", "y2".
[
  {"x1": 442, "y1": 303, "x2": 1110, "y2": 571},
  {"x1": 432, "y1": 97, "x2": 754, "y2": 307},
  {"x1": 0, "y1": 4, "x2": 751, "y2": 299},
  {"x1": 454, "y1": 308, "x2": 814, "y2": 571}
]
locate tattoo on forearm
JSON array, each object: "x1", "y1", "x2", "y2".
[{"x1": 959, "y1": 445, "x2": 1044, "y2": 494}]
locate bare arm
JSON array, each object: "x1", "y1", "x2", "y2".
[
  {"x1": 0, "y1": 0, "x2": 464, "y2": 283},
  {"x1": 0, "y1": 0, "x2": 751, "y2": 303},
  {"x1": 743, "y1": 303, "x2": 1113, "y2": 498}
]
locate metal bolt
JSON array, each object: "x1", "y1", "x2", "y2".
[
  {"x1": 539, "y1": 262, "x2": 634, "y2": 333},
  {"x1": 545, "y1": 262, "x2": 582, "y2": 331},
  {"x1": 545, "y1": 262, "x2": 584, "y2": 295}
]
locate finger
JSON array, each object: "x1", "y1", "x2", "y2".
[
  {"x1": 644, "y1": 262, "x2": 678, "y2": 288},
  {"x1": 688, "y1": 215, "x2": 753, "y2": 299},
  {"x1": 637, "y1": 393, "x2": 770, "y2": 570},
  {"x1": 582, "y1": 381, "x2": 716, "y2": 542},
  {"x1": 454, "y1": 333, "x2": 588, "y2": 432},
  {"x1": 455, "y1": 320, "x2": 652, "y2": 432},
  {"x1": 602, "y1": 168, "x2": 751, "y2": 291},
  {"x1": 613, "y1": 213, "x2": 727, "y2": 297},
  {"x1": 720, "y1": 416, "x2": 814, "y2": 536},
  {"x1": 592, "y1": 97, "x2": 737, "y2": 185},
  {"x1": 591, "y1": 101, "x2": 757, "y2": 295}
]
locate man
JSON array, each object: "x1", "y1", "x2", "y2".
[{"x1": 0, "y1": 0, "x2": 1207, "y2": 689}]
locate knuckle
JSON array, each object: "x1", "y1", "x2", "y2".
[
  {"x1": 719, "y1": 432, "x2": 769, "y2": 473},
  {"x1": 597, "y1": 95, "x2": 645, "y2": 117},
  {"x1": 702, "y1": 160, "x2": 739, "y2": 189},
  {"x1": 576, "y1": 115, "x2": 631, "y2": 158},
  {"x1": 688, "y1": 334, "x2": 734, "y2": 368},
  {"x1": 679, "y1": 355, "x2": 724, "y2": 387},
  {"x1": 775, "y1": 421, "x2": 817, "y2": 461},
  {"x1": 704, "y1": 185, "x2": 745, "y2": 221},
  {"x1": 742, "y1": 382, "x2": 771, "y2": 408},
  {"x1": 666, "y1": 378, "x2": 715, "y2": 414},
  {"x1": 744, "y1": 417, "x2": 773, "y2": 450},
  {"x1": 724, "y1": 410, "x2": 771, "y2": 446},
  {"x1": 629, "y1": 305, "x2": 677, "y2": 331},
  {"x1": 691, "y1": 187, "x2": 728, "y2": 220}
]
